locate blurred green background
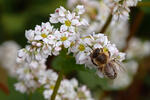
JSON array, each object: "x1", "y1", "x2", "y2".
[{"x1": 0, "y1": 0, "x2": 150, "y2": 100}]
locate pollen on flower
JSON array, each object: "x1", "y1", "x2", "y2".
[
  {"x1": 24, "y1": 69, "x2": 30, "y2": 74},
  {"x1": 34, "y1": 51, "x2": 38, "y2": 55},
  {"x1": 77, "y1": 91, "x2": 86, "y2": 99},
  {"x1": 65, "y1": 20, "x2": 71, "y2": 26},
  {"x1": 50, "y1": 85, "x2": 55, "y2": 90},
  {"x1": 70, "y1": 42, "x2": 75, "y2": 47},
  {"x1": 103, "y1": 47, "x2": 108, "y2": 53},
  {"x1": 41, "y1": 33, "x2": 47, "y2": 38},
  {"x1": 61, "y1": 36, "x2": 67, "y2": 41},
  {"x1": 78, "y1": 44, "x2": 85, "y2": 51}
]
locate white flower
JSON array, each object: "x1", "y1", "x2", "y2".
[
  {"x1": 0, "y1": 41, "x2": 20, "y2": 76},
  {"x1": 34, "y1": 22, "x2": 54, "y2": 41},
  {"x1": 77, "y1": 85, "x2": 94, "y2": 100},
  {"x1": 15, "y1": 82, "x2": 27, "y2": 93},
  {"x1": 17, "y1": 49, "x2": 27, "y2": 62},
  {"x1": 39, "y1": 69, "x2": 58, "y2": 85},
  {"x1": 50, "y1": 6, "x2": 67, "y2": 23},
  {"x1": 106, "y1": 43, "x2": 119, "y2": 56},
  {"x1": 43, "y1": 90, "x2": 53, "y2": 99},
  {"x1": 126, "y1": 38, "x2": 150, "y2": 59},
  {"x1": 54, "y1": 30, "x2": 75, "y2": 48},
  {"x1": 18, "y1": 26, "x2": 56, "y2": 62},
  {"x1": 93, "y1": 33, "x2": 109, "y2": 47},
  {"x1": 70, "y1": 78, "x2": 78, "y2": 87},
  {"x1": 76, "y1": 5, "x2": 85, "y2": 15},
  {"x1": 50, "y1": 5, "x2": 88, "y2": 31},
  {"x1": 67, "y1": 0, "x2": 106, "y2": 35},
  {"x1": 59, "y1": 79, "x2": 77, "y2": 99},
  {"x1": 69, "y1": 37, "x2": 92, "y2": 64},
  {"x1": 25, "y1": 30, "x2": 35, "y2": 41},
  {"x1": 103, "y1": 0, "x2": 141, "y2": 20},
  {"x1": 57, "y1": 6, "x2": 67, "y2": 17}
]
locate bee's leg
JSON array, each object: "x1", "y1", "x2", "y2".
[
  {"x1": 112, "y1": 67, "x2": 117, "y2": 79},
  {"x1": 91, "y1": 59, "x2": 98, "y2": 66},
  {"x1": 98, "y1": 65, "x2": 103, "y2": 71},
  {"x1": 108, "y1": 51, "x2": 111, "y2": 57}
]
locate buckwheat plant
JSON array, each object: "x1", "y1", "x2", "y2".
[
  {"x1": 103, "y1": 0, "x2": 141, "y2": 20},
  {"x1": 16, "y1": 5, "x2": 126, "y2": 100},
  {"x1": 66, "y1": 0, "x2": 147, "y2": 90}
]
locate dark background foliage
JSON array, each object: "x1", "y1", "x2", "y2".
[{"x1": 0, "y1": 0, "x2": 150, "y2": 100}]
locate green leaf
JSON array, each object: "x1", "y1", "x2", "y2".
[
  {"x1": 52, "y1": 50, "x2": 86, "y2": 74},
  {"x1": 77, "y1": 70, "x2": 111, "y2": 90}
]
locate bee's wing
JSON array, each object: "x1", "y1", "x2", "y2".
[{"x1": 112, "y1": 59, "x2": 126, "y2": 72}]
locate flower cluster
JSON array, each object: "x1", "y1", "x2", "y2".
[
  {"x1": 67, "y1": 0, "x2": 129, "y2": 50},
  {"x1": 42, "y1": 74, "x2": 93, "y2": 100},
  {"x1": 15, "y1": 60, "x2": 93, "y2": 100},
  {"x1": 66, "y1": 0, "x2": 149, "y2": 90},
  {"x1": 0, "y1": 41, "x2": 94, "y2": 99},
  {"x1": 68, "y1": 33, "x2": 125, "y2": 77},
  {"x1": 67, "y1": 0, "x2": 109, "y2": 34},
  {"x1": 17, "y1": 5, "x2": 88, "y2": 63},
  {"x1": 15, "y1": 60, "x2": 46, "y2": 93},
  {"x1": 15, "y1": 5, "x2": 126, "y2": 99},
  {"x1": 17, "y1": 5, "x2": 125, "y2": 79},
  {"x1": 14, "y1": 5, "x2": 95, "y2": 100},
  {"x1": 103, "y1": 0, "x2": 141, "y2": 20}
]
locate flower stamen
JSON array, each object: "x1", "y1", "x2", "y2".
[
  {"x1": 78, "y1": 44, "x2": 85, "y2": 51},
  {"x1": 65, "y1": 20, "x2": 71, "y2": 26},
  {"x1": 41, "y1": 33, "x2": 47, "y2": 38}
]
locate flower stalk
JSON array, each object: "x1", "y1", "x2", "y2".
[
  {"x1": 100, "y1": 14, "x2": 112, "y2": 33},
  {"x1": 29, "y1": 92, "x2": 32, "y2": 100},
  {"x1": 50, "y1": 71, "x2": 63, "y2": 100},
  {"x1": 123, "y1": 10, "x2": 144, "y2": 52}
]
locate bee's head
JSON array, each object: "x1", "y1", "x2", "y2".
[
  {"x1": 91, "y1": 48, "x2": 100, "y2": 58},
  {"x1": 96, "y1": 52, "x2": 108, "y2": 64}
]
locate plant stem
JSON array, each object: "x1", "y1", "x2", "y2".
[
  {"x1": 137, "y1": 2, "x2": 150, "y2": 7},
  {"x1": 29, "y1": 92, "x2": 32, "y2": 100},
  {"x1": 100, "y1": 14, "x2": 112, "y2": 33},
  {"x1": 123, "y1": 10, "x2": 144, "y2": 52},
  {"x1": 50, "y1": 72, "x2": 63, "y2": 100}
]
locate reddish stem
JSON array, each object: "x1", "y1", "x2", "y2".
[{"x1": 0, "y1": 83, "x2": 9, "y2": 95}]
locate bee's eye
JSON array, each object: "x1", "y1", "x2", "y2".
[{"x1": 95, "y1": 48, "x2": 100, "y2": 53}]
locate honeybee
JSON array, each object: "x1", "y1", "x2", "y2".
[{"x1": 90, "y1": 48, "x2": 123, "y2": 79}]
